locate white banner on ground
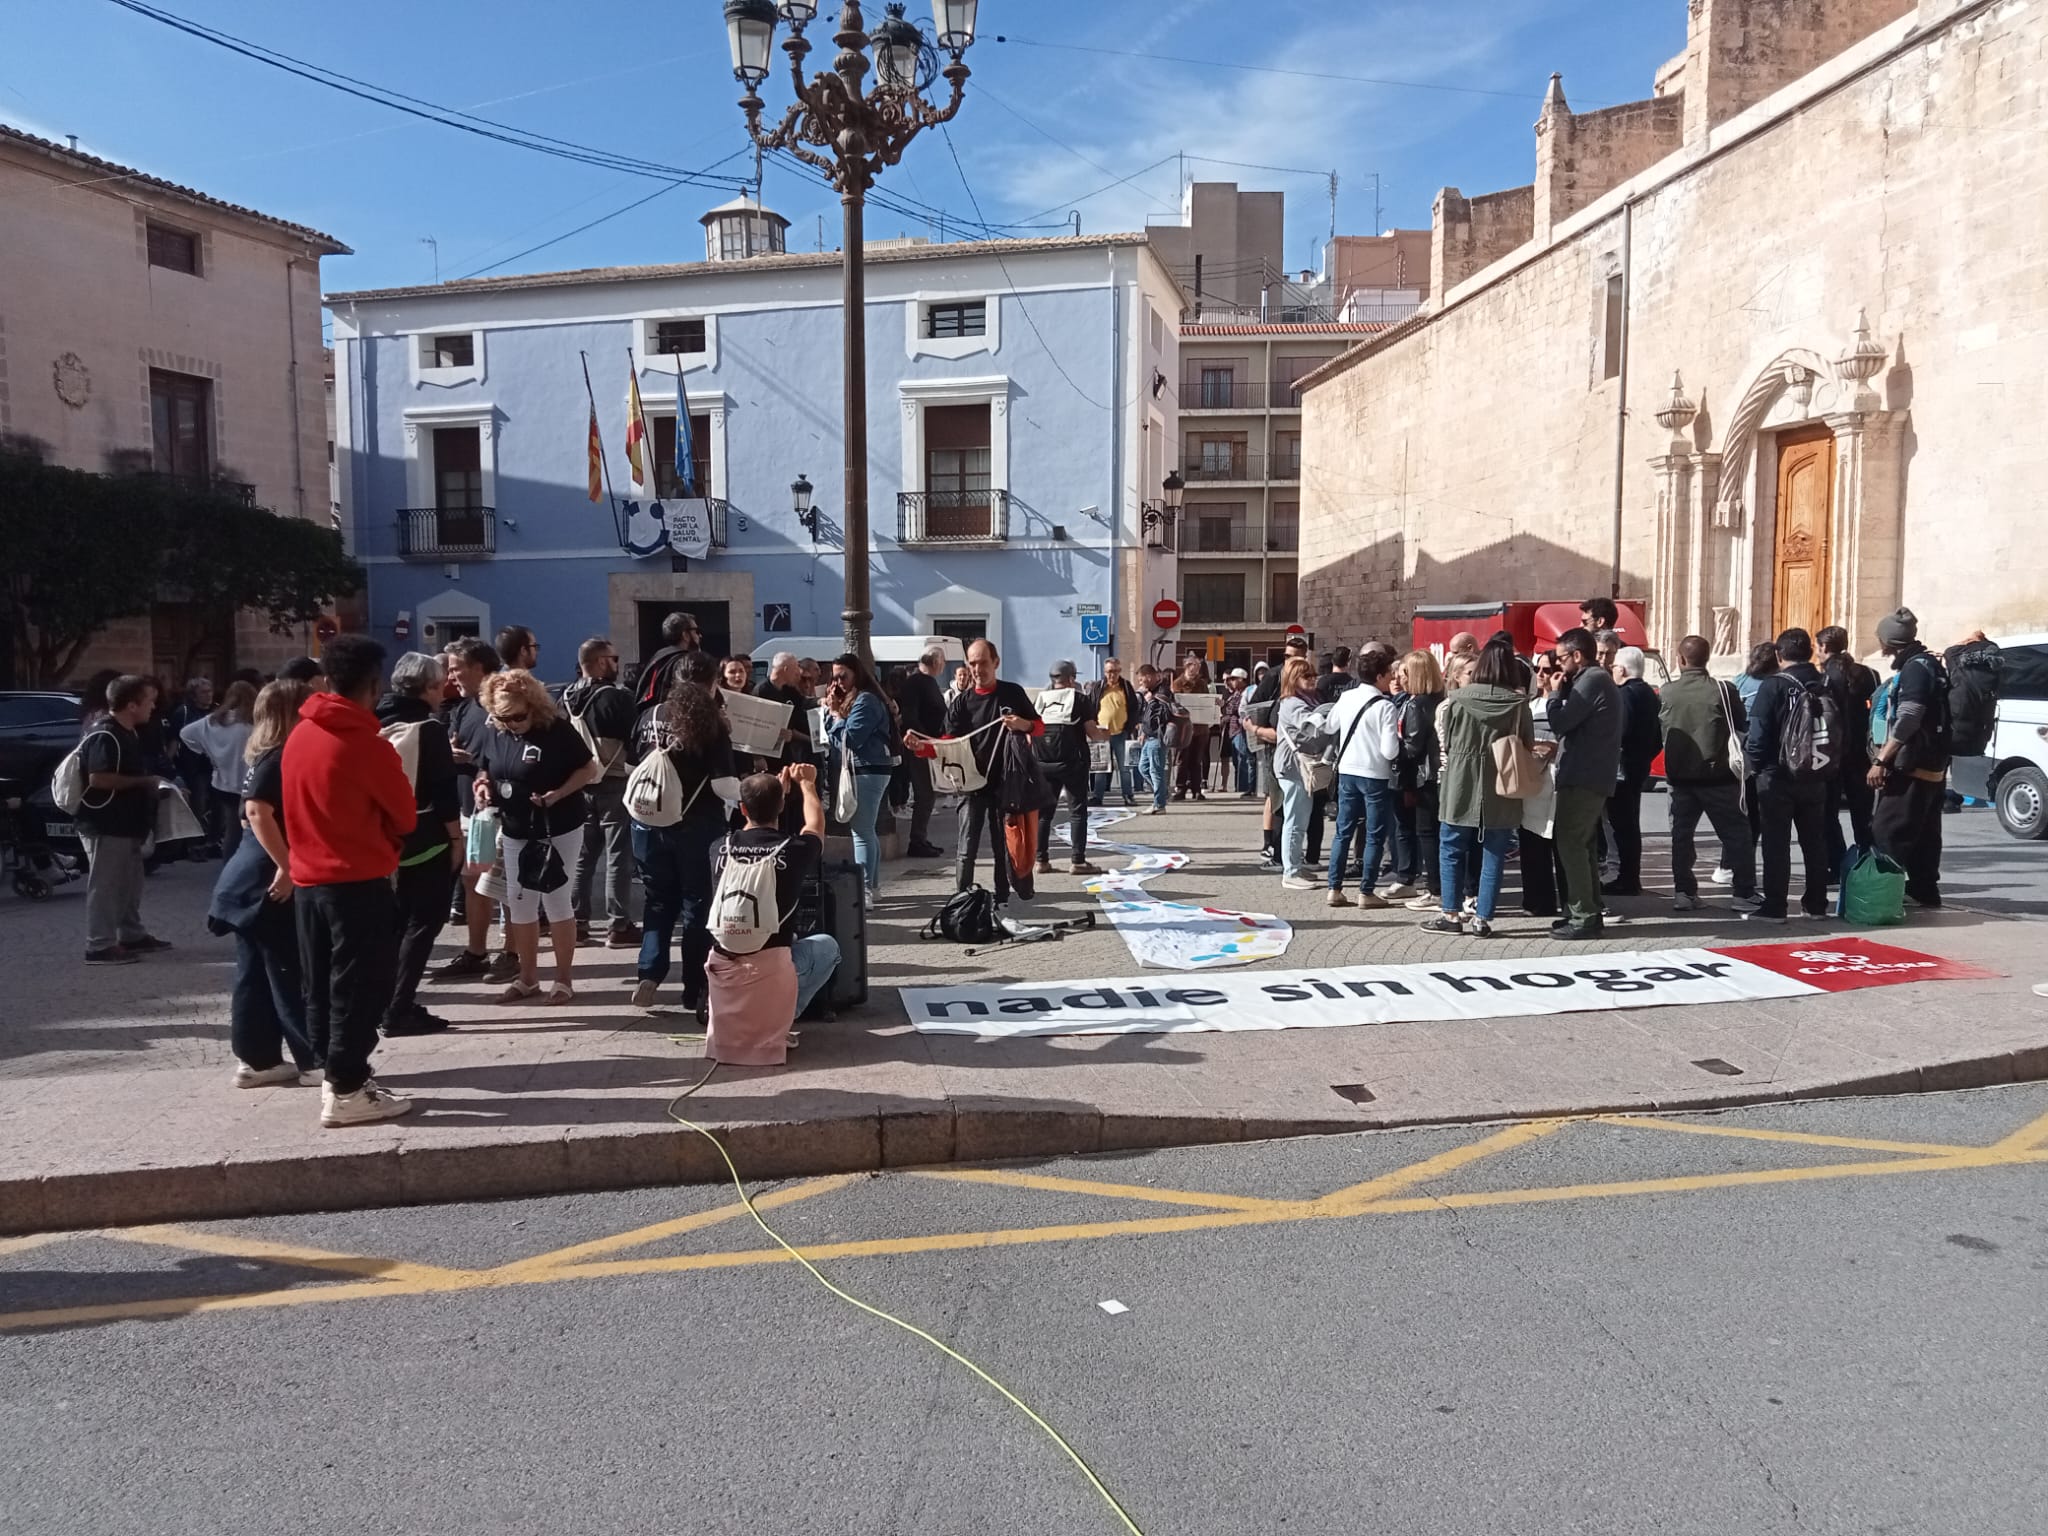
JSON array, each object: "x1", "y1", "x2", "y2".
[
  {"x1": 1056, "y1": 809, "x2": 1291, "y2": 971},
  {"x1": 901, "y1": 938, "x2": 1988, "y2": 1038},
  {"x1": 720, "y1": 688, "x2": 792, "y2": 755}
]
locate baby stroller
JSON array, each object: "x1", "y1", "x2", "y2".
[{"x1": 1, "y1": 791, "x2": 86, "y2": 899}]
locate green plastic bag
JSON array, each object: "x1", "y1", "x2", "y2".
[{"x1": 1838, "y1": 846, "x2": 1907, "y2": 926}]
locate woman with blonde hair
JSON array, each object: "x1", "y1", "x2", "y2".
[
  {"x1": 180, "y1": 679, "x2": 257, "y2": 861},
  {"x1": 1390, "y1": 649, "x2": 1448, "y2": 908},
  {"x1": 207, "y1": 680, "x2": 318, "y2": 1086},
  {"x1": 1265, "y1": 656, "x2": 1326, "y2": 889},
  {"x1": 473, "y1": 670, "x2": 602, "y2": 1003}
]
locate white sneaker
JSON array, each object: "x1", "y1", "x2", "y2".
[
  {"x1": 1281, "y1": 874, "x2": 1318, "y2": 891},
  {"x1": 1672, "y1": 893, "x2": 1703, "y2": 912},
  {"x1": 233, "y1": 1062, "x2": 302, "y2": 1089},
  {"x1": 862, "y1": 889, "x2": 876, "y2": 914},
  {"x1": 1711, "y1": 866, "x2": 1735, "y2": 886},
  {"x1": 321, "y1": 1080, "x2": 413, "y2": 1127},
  {"x1": 631, "y1": 978, "x2": 660, "y2": 1008},
  {"x1": 1382, "y1": 883, "x2": 1419, "y2": 900},
  {"x1": 1460, "y1": 896, "x2": 1478, "y2": 917},
  {"x1": 1404, "y1": 893, "x2": 1440, "y2": 911}
]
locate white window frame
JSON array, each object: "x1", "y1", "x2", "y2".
[
  {"x1": 914, "y1": 583, "x2": 1003, "y2": 660},
  {"x1": 898, "y1": 376, "x2": 1009, "y2": 510},
  {"x1": 402, "y1": 403, "x2": 498, "y2": 511},
  {"x1": 638, "y1": 313, "x2": 721, "y2": 375},
  {"x1": 632, "y1": 388, "x2": 729, "y2": 501},
  {"x1": 415, "y1": 588, "x2": 491, "y2": 647},
  {"x1": 906, "y1": 294, "x2": 999, "y2": 361},
  {"x1": 410, "y1": 329, "x2": 485, "y2": 388}
]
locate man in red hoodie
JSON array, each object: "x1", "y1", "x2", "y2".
[{"x1": 284, "y1": 635, "x2": 418, "y2": 1126}]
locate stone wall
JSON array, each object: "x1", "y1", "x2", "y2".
[
  {"x1": 1301, "y1": 0, "x2": 2048, "y2": 649},
  {"x1": 1680, "y1": 0, "x2": 1916, "y2": 141},
  {"x1": 1430, "y1": 186, "x2": 1536, "y2": 301},
  {"x1": 1536, "y1": 86, "x2": 1688, "y2": 239}
]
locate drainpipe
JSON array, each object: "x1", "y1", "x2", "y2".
[
  {"x1": 1609, "y1": 199, "x2": 1633, "y2": 601},
  {"x1": 1108, "y1": 254, "x2": 1124, "y2": 680},
  {"x1": 285, "y1": 255, "x2": 307, "y2": 522}
]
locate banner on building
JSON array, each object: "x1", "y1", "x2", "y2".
[
  {"x1": 720, "y1": 688, "x2": 792, "y2": 755},
  {"x1": 900, "y1": 938, "x2": 1994, "y2": 1039},
  {"x1": 663, "y1": 499, "x2": 714, "y2": 559}
]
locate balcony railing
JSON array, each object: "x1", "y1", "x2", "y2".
[
  {"x1": 1181, "y1": 379, "x2": 1269, "y2": 410},
  {"x1": 1178, "y1": 520, "x2": 1301, "y2": 554},
  {"x1": 898, "y1": 488, "x2": 1009, "y2": 544},
  {"x1": 1270, "y1": 453, "x2": 1302, "y2": 482},
  {"x1": 1182, "y1": 453, "x2": 1263, "y2": 483},
  {"x1": 1182, "y1": 594, "x2": 1301, "y2": 626},
  {"x1": 397, "y1": 505, "x2": 495, "y2": 559}
]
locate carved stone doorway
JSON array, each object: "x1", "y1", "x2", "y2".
[{"x1": 1770, "y1": 423, "x2": 1835, "y2": 639}]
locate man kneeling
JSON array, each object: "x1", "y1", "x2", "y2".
[{"x1": 705, "y1": 765, "x2": 840, "y2": 1066}]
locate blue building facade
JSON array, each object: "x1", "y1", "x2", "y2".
[{"x1": 329, "y1": 229, "x2": 1182, "y2": 684}]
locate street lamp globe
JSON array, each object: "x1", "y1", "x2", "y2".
[
  {"x1": 870, "y1": 4, "x2": 924, "y2": 91},
  {"x1": 791, "y1": 473, "x2": 814, "y2": 518},
  {"x1": 777, "y1": 0, "x2": 819, "y2": 25},
  {"x1": 724, "y1": 0, "x2": 779, "y2": 85},
  {"x1": 1162, "y1": 470, "x2": 1185, "y2": 512},
  {"x1": 932, "y1": 0, "x2": 978, "y2": 52}
]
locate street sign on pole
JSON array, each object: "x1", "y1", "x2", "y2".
[
  {"x1": 1152, "y1": 598, "x2": 1182, "y2": 630},
  {"x1": 1205, "y1": 633, "x2": 1226, "y2": 664},
  {"x1": 1080, "y1": 614, "x2": 1111, "y2": 647}
]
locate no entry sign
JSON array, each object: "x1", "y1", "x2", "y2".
[{"x1": 1152, "y1": 599, "x2": 1182, "y2": 630}]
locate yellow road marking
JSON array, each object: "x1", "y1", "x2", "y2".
[
  {"x1": 1988, "y1": 1105, "x2": 2048, "y2": 1153},
  {"x1": 909, "y1": 1167, "x2": 1304, "y2": 1214},
  {"x1": 1313, "y1": 1119, "x2": 1567, "y2": 1215},
  {"x1": 487, "y1": 1174, "x2": 859, "y2": 1278},
  {"x1": 1594, "y1": 1115, "x2": 1975, "y2": 1159},
  {"x1": 108, "y1": 1225, "x2": 478, "y2": 1286},
  {"x1": 7, "y1": 1114, "x2": 2048, "y2": 1335}
]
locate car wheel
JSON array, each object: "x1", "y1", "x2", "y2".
[{"x1": 1995, "y1": 765, "x2": 2048, "y2": 840}]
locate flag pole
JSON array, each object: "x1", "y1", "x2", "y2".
[
  {"x1": 677, "y1": 352, "x2": 692, "y2": 497},
  {"x1": 579, "y1": 349, "x2": 623, "y2": 545},
  {"x1": 626, "y1": 343, "x2": 652, "y2": 497}
]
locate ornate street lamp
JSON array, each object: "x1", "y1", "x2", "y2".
[
  {"x1": 1141, "y1": 470, "x2": 1184, "y2": 547},
  {"x1": 725, "y1": 0, "x2": 978, "y2": 663},
  {"x1": 791, "y1": 471, "x2": 819, "y2": 540}
]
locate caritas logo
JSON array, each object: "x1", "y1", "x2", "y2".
[{"x1": 1718, "y1": 938, "x2": 1998, "y2": 993}]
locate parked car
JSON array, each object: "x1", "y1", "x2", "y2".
[
  {"x1": 1950, "y1": 632, "x2": 2048, "y2": 840},
  {"x1": 0, "y1": 691, "x2": 83, "y2": 797}
]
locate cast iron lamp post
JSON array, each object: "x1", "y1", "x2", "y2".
[{"x1": 724, "y1": 0, "x2": 979, "y2": 663}]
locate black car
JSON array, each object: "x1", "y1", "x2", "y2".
[{"x1": 0, "y1": 691, "x2": 83, "y2": 798}]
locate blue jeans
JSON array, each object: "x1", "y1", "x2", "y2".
[
  {"x1": 1439, "y1": 823, "x2": 1516, "y2": 920},
  {"x1": 1140, "y1": 739, "x2": 1169, "y2": 809},
  {"x1": 1231, "y1": 736, "x2": 1255, "y2": 792},
  {"x1": 791, "y1": 933, "x2": 840, "y2": 1017},
  {"x1": 848, "y1": 769, "x2": 890, "y2": 894},
  {"x1": 231, "y1": 921, "x2": 316, "y2": 1072},
  {"x1": 1091, "y1": 735, "x2": 1134, "y2": 804},
  {"x1": 634, "y1": 815, "x2": 719, "y2": 998},
  {"x1": 1278, "y1": 776, "x2": 1313, "y2": 878},
  {"x1": 1328, "y1": 774, "x2": 1394, "y2": 892}
]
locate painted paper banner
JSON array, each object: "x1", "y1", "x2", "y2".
[
  {"x1": 901, "y1": 937, "x2": 1996, "y2": 1038},
  {"x1": 1176, "y1": 690, "x2": 1221, "y2": 726},
  {"x1": 1055, "y1": 809, "x2": 1292, "y2": 971},
  {"x1": 719, "y1": 688, "x2": 792, "y2": 756},
  {"x1": 662, "y1": 499, "x2": 713, "y2": 558}
]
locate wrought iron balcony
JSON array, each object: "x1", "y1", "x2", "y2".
[
  {"x1": 1180, "y1": 379, "x2": 1269, "y2": 410},
  {"x1": 897, "y1": 489, "x2": 1009, "y2": 544},
  {"x1": 1181, "y1": 453, "x2": 1264, "y2": 484},
  {"x1": 1178, "y1": 520, "x2": 1301, "y2": 554},
  {"x1": 397, "y1": 505, "x2": 495, "y2": 559}
]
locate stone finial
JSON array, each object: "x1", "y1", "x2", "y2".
[
  {"x1": 1542, "y1": 73, "x2": 1569, "y2": 115},
  {"x1": 1835, "y1": 307, "x2": 1887, "y2": 384},
  {"x1": 1654, "y1": 370, "x2": 1697, "y2": 435}
]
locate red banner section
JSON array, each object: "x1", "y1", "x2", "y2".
[{"x1": 1706, "y1": 938, "x2": 2000, "y2": 993}]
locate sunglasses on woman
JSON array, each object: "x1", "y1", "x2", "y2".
[{"x1": 494, "y1": 711, "x2": 530, "y2": 727}]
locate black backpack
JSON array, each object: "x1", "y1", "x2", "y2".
[
  {"x1": 1945, "y1": 643, "x2": 1998, "y2": 757},
  {"x1": 1778, "y1": 676, "x2": 1844, "y2": 782},
  {"x1": 924, "y1": 886, "x2": 1001, "y2": 945}
]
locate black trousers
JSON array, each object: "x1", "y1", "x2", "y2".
[
  {"x1": 955, "y1": 792, "x2": 1014, "y2": 904},
  {"x1": 1393, "y1": 784, "x2": 1440, "y2": 892},
  {"x1": 298, "y1": 878, "x2": 399, "y2": 1096},
  {"x1": 1669, "y1": 779, "x2": 1755, "y2": 899},
  {"x1": 1306, "y1": 786, "x2": 1330, "y2": 863},
  {"x1": 1827, "y1": 758, "x2": 1877, "y2": 869},
  {"x1": 1606, "y1": 776, "x2": 1649, "y2": 892},
  {"x1": 387, "y1": 855, "x2": 454, "y2": 1027},
  {"x1": 908, "y1": 752, "x2": 937, "y2": 846},
  {"x1": 1517, "y1": 828, "x2": 1565, "y2": 916},
  {"x1": 1036, "y1": 761, "x2": 1090, "y2": 863},
  {"x1": 1757, "y1": 770, "x2": 1832, "y2": 918},
  {"x1": 1872, "y1": 773, "x2": 1946, "y2": 905}
]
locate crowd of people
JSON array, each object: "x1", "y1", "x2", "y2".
[{"x1": 59, "y1": 593, "x2": 1978, "y2": 1120}]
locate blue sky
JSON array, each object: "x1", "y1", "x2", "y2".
[{"x1": 4, "y1": 1, "x2": 1686, "y2": 296}]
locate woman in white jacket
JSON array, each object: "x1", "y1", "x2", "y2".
[
  {"x1": 1324, "y1": 649, "x2": 1404, "y2": 908},
  {"x1": 179, "y1": 680, "x2": 256, "y2": 861}
]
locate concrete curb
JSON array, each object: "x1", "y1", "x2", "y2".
[{"x1": 7, "y1": 1043, "x2": 2046, "y2": 1235}]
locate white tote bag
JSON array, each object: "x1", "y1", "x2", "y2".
[
  {"x1": 1519, "y1": 761, "x2": 1559, "y2": 840},
  {"x1": 832, "y1": 739, "x2": 859, "y2": 823},
  {"x1": 926, "y1": 735, "x2": 988, "y2": 795}
]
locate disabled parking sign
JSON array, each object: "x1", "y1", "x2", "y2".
[{"x1": 1080, "y1": 614, "x2": 1111, "y2": 647}]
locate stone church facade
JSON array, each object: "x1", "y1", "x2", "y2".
[{"x1": 1298, "y1": 0, "x2": 2044, "y2": 658}]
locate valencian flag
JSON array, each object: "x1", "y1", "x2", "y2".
[
  {"x1": 625, "y1": 368, "x2": 650, "y2": 492},
  {"x1": 586, "y1": 404, "x2": 604, "y2": 503}
]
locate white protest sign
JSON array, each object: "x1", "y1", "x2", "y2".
[
  {"x1": 1176, "y1": 691, "x2": 1221, "y2": 726},
  {"x1": 720, "y1": 688, "x2": 792, "y2": 756},
  {"x1": 1088, "y1": 739, "x2": 1112, "y2": 773},
  {"x1": 661, "y1": 499, "x2": 713, "y2": 559},
  {"x1": 807, "y1": 707, "x2": 828, "y2": 750}
]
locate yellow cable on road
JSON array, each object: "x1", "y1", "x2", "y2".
[{"x1": 666, "y1": 1062, "x2": 1146, "y2": 1536}]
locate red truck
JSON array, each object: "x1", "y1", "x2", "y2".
[{"x1": 1411, "y1": 600, "x2": 1650, "y2": 660}]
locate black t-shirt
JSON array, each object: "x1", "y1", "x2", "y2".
[
  {"x1": 242, "y1": 745, "x2": 284, "y2": 810},
  {"x1": 444, "y1": 695, "x2": 491, "y2": 793},
  {"x1": 1035, "y1": 685, "x2": 1098, "y2": 767},
  {"x1": 942, "y1": 681, "x2": 1041, "y2": 789},
  {"x1": 476, "y1": 718, "x2": 592, "y2": 840},
  {"x1": 753, "y1": 680, "x2": 812, "y2": 769},
  {"x1": 712, "y1": 827, "x2": 820, "y2": 952},
  {"x1": 76, "y1": 720, "x2": 153, "y2": 838},
  {"x1": 666, "y1": 735, "x2": 739, "y2": 828}
]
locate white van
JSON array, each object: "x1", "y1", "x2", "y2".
[
  {"x1": 1950, "y1": 631, "x2": 2048, "y2": 840},
  {"x1": 748, "y1": 635, "x2": 967, "y2": 676}
]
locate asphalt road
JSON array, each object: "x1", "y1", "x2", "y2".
[{"x1": 7, "y1": 1083, "x2": 2048, "y2": 1535}]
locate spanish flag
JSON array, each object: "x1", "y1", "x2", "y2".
[
  {"x1": 625, "y1": 368, "x2": 650, "y2": 492},
  {"x1": 586, "y1": 404, "x2": 604, "y2": 503}
]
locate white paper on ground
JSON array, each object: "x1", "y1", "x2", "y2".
[
  {"x1": 1054, "y1": 809, "x2": 1292, "y2": 971},
  {"x1": 1098, "y1": 1300, "x2": 1129, "y2": 1315}
]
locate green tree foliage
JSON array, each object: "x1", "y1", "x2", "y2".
[{"x1": 0, "y1": 451, "x2": 362, "y2": 685}]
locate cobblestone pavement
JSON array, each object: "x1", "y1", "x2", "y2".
[{"x1": 2, "y1": 793, "x2": 2043, "y2": 1231}]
